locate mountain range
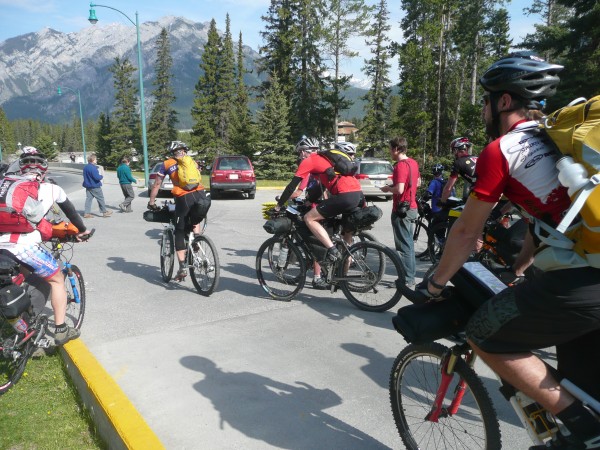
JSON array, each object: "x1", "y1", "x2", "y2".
[{"x1": 0, "y1": 16, "x2": 369, "y2": 128}]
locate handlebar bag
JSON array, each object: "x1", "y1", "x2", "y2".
[
  {"x1": 263, "y1": 217, "x2": 292, "y2": 235},
  {"x1": 143, "y1": 209, "x2": 174, "y2": 223}
]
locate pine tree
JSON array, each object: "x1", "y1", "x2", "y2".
[
  {"x1": 322, "y1": 0, "x2": 373, "y2": 139},
  {"x1": 216, "y1": 15, "x2": 237, "y2": 149},
  {"x1": 95, "y1": 112, "x2": 112, "y2": 165},
  {"x1": 361, "y1": 0, "x2": 391, "y2": 152},
  {"x1": 108, "y1": 57, "x2": 139, "y2": 166},
  {"x1": 254, "y1": 75, "x2": 294, "y2": 179},
  {"x1": 148, "y1": 27, "x2": 178, "y2": 160},
  {"x1": 33, "y1": 134, "x2": 57, "y2": 160},
  {"x1": 0, "y1": 107, "x2": 16, "y2": 160},
  {"x1": 191, "y1": 19, "x2": 221, "y2": 160}
]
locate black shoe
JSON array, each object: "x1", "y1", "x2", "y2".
[
  {"x1": 324, "y1": 246, "x2": 341, "y2": 263},
  {"x1": 174, "y1": 268, "x2": 187, "y2": 282},
  {"x1": 529, "y1": 431, "x2": 600, "y2": 450},
  {"x1": 419, "y1": 254, "x2": 431, "y2": 261}
]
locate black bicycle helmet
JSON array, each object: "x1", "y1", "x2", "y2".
[
  {"x1": 295, "y1": 136, "x2": 320, "y2": 154},
  {"x1": 334, "y1": 142, "x2": 357, "y2": 155},
  {"x1": 168, "y1": 141, "x2": 189, "y2": 154},
  {"x1": 479, "y1": 51, "x2": 563, "y2": 105},
  {"x1": 432, "y1": 163, "x2": 444, "y2": 176}
]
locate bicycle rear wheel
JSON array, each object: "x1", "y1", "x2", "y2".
[
  {"x1": 189, "y1": 235, "x2": 220, "y2": 296},
  {"x1": 390, "y1": 343, "x2": 501, "y2": 450},
  {"x1": 256, "y1": 237, "x2": 306, "y2": 301},
  {"x1": 339, "y1": 241, "x2": 406, "y2": 312},
  {"x1": 64, "y1": 265, "x2": 85, "y2": 330},
  {"x1": 0, "y1": 314, "x2": 45, "y2": 395},
  {"x1": 160, "y1": 229, "x2": 175, "y2": 282},
  {"x1": 427, "y1": 221, "x2": 450, "y2": 263}
]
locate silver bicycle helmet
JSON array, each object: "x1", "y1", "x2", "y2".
[
  {"x1": 450, "y1": 137, "x2": 473, "y2": 154},
  {"x1": 295, "y1": 136, "x2": 320, "y2": 154},
  {"x1": 432, "y1": 163, "x2": 444, "y2": 176},
  {"x1": 18, "y1": 147, "x2": 48, "y2": 176},
  {"x1": 168, "y1": 141, "x2": 189, "y2": 154},
  {"x1": 334, "y1": 142, "x2": 357, "y2": 155}
]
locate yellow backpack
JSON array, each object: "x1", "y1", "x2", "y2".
[{"x1": 534, "y1": 96, "x2": 600, "y2": 270}]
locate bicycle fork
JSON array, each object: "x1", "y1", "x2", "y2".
[
  {"x1": 427, "y1": 347, "x2": 475, "y2": 422},
  {"x1": 63, "y1": 264, "x2": 81, "y2": 304}
]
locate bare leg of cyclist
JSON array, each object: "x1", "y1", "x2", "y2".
[
  {"x1": 304, "y1": 208, "x2": 333, "y2": 249},
  {"x1": 49, "y1": 271, "x2": 67, "y2": 325},
  {"x1": 468, "y1": 340, "x2": 574, "y2": 414}
]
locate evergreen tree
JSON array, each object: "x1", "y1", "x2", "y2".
[
  {"x1": 95, "y1": 112, "x2": 112, "y2": 165},
  {"x1": 108, "y1": 57, "x2": 139, "y2": 166},
  {"x1": 148, "y1": 27, "x2": 178, "y2": 160},
  {"x1": 191, "y1": 19, "x2": 221, "y2": 160},
  {"x1": 216, "y1": 15, "x2": 237, "y2": 149},
  {"x1": 32, "y1": 134, "x2": 57, "y2": 160},
  {"x1": 0, "y1": 107, "x2": 16, "y2": 160},
  {"x1": 322, "y1": 0, "x2": 373, "y2": 139},
  {"x1": 361, "y1": 0, "x2": 391, "y2": 151},
  {"x1": 229, "y1": 32, "x2": 256, "y2": 157},
  {"x1": 254, "y1": 75, "x2": 294, "y2": 179}
]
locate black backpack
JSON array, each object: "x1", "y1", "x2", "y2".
[{"x1": 317, "y1": 149, "x2": 358, "y2": 180}]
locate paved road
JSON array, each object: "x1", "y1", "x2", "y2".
[{"x1": 61, "y1": 171, "x2": 531, "y2": 449}]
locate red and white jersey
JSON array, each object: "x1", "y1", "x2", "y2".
[{"x1": 472, "y1": 120, "x2": 571, "y2": 225}]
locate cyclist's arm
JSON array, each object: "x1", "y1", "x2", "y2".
[
  {"x1": 441, "y1": 176, "x2": 457, "y2": 203},
  {"x1": 512, "y1": 227, "x2": 535, "y2": 276},
  {"x1": 277, "y1": 176, "x2": 303, "y2": 207},
  {"x1": 427, "y1": 196, "x2": 495, "y2": 293},
  {"x1": 57, "y1": 198, "x2": 87, "y2": 233}
]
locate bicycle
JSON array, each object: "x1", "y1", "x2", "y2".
[
  {"x1": 412, "y1": 196, "x2": 434, "y2": 259},
  {"x1": 146, "y1": 202, "x2": 220, "y2": 296},
  {"x1": 0, "y1": 223, "x2": 93, "y2": 395},
  {"x1": 389, "y1": 261, "x2": 600, "y2": 449},
  {"x1": 256, "y1": 202, "x2": 407, "y2": 311}
]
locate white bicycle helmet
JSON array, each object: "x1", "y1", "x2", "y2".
[
  {"x1": 18, "y1": 147, "x2": 48, "y2": 176},
  {"x1": 334, "y1": 142, "x2": 357, "y2": 155},
  {"x1": 168, "y1": 141, "x2": 189, "y2": 154},
  {"x1": 295, "y1": 136, "x2": 320, "y2": 154}
]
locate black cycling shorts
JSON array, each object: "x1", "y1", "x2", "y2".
[
  {"x1": 466, "y1": 266, "x2": 600, "y2": 354},
  {"x1": 316, "y1": 191, "x2": 365, "y2": 218},
  {"x1": 173, "y1": 190, "x2": 210, "y2": 251}
]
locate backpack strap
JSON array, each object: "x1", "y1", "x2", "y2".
[{"x1": 556, "y1": 175, "x2": 600, "y2": 233}]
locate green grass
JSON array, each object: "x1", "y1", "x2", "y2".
[
  {"x1": 0, "y1": 353, "x2": 105, "y2": 450},
  {"x1": 256, "y1": 179, "x2": 287, "y2": 188}
]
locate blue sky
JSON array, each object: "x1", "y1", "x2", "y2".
[{"x1": 0, "y1": 0, "x2": 538, "y2": 82}]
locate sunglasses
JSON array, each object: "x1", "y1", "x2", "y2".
[{"x1": 481, "y1": 93, "x2": 491, "y2": 106}]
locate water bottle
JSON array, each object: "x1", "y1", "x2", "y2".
[
  {"x1": 556, "y1": 156, "x2": 589, "y2": 197},
  {"x1": 514, "y1": 391, "x2": 558, "y2": 440},
  {"x1": 8, "y1": 317, "x2": 28, "y2": 333},
  {"x1": 278, "y1": 244, "x2": 289, "y2": 268}
]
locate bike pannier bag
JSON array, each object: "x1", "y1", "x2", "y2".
[
  {"x1": 263, "y1": 217, "x2": 292, "y2": 235},
  {"x1": 143, "y1": 209, "x2": 174, "y2": 223},
  {"x1": 176, "y1": 155, "x2": 201, "y2": 191},
  {"x1": 344, "y1": 205, "x2": 383, "y2": 231},
  {"x1": 0, "y1": 284, "x2": 30, "y2": 319}
]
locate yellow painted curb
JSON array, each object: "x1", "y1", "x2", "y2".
[{"x1": 61, "y1": 339, "x2": 164, "y2": 450}]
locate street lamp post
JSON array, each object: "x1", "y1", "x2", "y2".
[
  {"x1": 88, "y1": 2, "x2": 150, "y2": 187},
  {"x1": 57, "y1": 86, "x2": 87, "y2": 163}
]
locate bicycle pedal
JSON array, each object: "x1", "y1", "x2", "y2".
[{"x1": 36, "y1": 338, "x2": 52, "y2": 349}]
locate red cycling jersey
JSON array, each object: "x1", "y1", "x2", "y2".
[
  {"x1": 392, "y1": 158, "x2": 420, "y2": 210},
  {"x1": 295, "y1": 153, "x2": 361, "y2": 195},
  {"x1": 472, "y1": 120, "x2": 570, "y2": 225}
]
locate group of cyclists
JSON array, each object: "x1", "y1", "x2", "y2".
[{"x1": 2, "y1": 50, "x2": 599, "y2": 448}]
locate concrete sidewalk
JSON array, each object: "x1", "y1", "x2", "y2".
[{"x1": 58, "y1": 170, "x2": 530, "y2": 449}]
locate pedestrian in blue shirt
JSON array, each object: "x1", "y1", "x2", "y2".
[
  {"x1": 117, "y1": 157, "x2": 137, "y2": 212},
  {"x1": 82, "y1": 153, "x2": 112, "y2": 218}
]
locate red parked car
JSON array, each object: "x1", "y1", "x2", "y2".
[{"x1": 209, "y1": 155, "x2": 256, "y2": 199}]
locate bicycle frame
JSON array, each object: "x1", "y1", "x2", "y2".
[{"x1": 48, "y1": 240, "x2": 82, "y2": 304}]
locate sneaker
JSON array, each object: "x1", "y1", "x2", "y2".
[
  {"x1": 54, "y1": 326, "x2": 81, "y2": 346},
  {"x1": 312, "y1": 277, "x2": 328, "y2": 290},
  {"x1": 125, "y1": 207, "x2": 133, "y2": 213},
  {"x1": 118, "y1": 203, "x2": 125, "y2": 212},
  {"x1": 529, "y1": 431, "x2": 600, "y2": 450},
  {"x1": 174, "y1": 268, "x2": 187, "y2": 282},
  {"x1": 419, "y1": 254, "x2": 431, "y2": 262},
  {"x1": 103, "y1": 210, "x2": 113, "y2": 217},
  {"x1": 83, "y1": 214, "x2": 93, "y2": 218},
  {"x1": 324, "y1": 246, "x2": 341, "y2": 263}
]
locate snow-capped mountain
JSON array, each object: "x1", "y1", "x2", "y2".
[{"x1": 0, "y1": 16, "x2": 261, "y2": 127}]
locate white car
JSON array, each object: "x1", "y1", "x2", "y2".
[
  {"x1": 148, "y1": 162, "x2": 174, "y2": 197},
  {"x1": 355, "y1": 158, "x2": 394, "y2": 200}
]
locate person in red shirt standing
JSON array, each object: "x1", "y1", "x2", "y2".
[
  {"x1": 276, "y1": 137, "x2": 364, "y2": 263},
  {"x1": 380, "y1": 136, "x2": 421, "y2": 287}
]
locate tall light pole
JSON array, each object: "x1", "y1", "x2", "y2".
[
  {"x1": 57, "y1": 86, "x2": 87, "y2": 163},
  {"x1": 88, "y1": 2, "x2": 149, "y2": 187}
]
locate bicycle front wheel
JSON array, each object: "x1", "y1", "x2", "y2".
[
  {"x1": 390, "y1": 343, "x2": 501, "y2": 450},
  {"x1": 189, "y1": 235, "x2": 220, "y2": 296},
  {"x1": 256, "y1": 237, "x2": 306, "y2": 301},
  {"x1": 339, "y1": 241, "x2": 406, "y2": 312},
  {"x1": 160, "y1": 229, "x2": 175, "y2": 282},
  {"x1": 64, "y1": 265, "x2": 86, "y2": 330}
]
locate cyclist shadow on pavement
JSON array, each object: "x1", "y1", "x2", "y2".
[
  {"x1": 105, "y1": 256, "x2": 175, "y2": 289},
  {"x1": 341, "y1": 343, "x2": 395, "y2": 389},
  {"x1": 180, "y1": 356, "x2": 391, "y2": 449},
  {"x1": 221, "y1": 247, "x2": 256, "y2": 258},
  {"x1": 218, "y1": 275, "x2": 264, "y2": 297}
]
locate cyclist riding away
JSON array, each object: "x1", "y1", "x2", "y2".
[
  {"x1": 441, "y1": 137, "x2": 478, "y2": 203},
  {"x1": 419, "y1": 52, "x2": 600, "y2": 449},
  {"x1": 276, "y1": 137, "x2": 364, "y2": 263},
  {"x1": 148, "y1": 141, "x2": 210, "y2": 282},
  {"x1": 0, "y1": 148, "x2": 91, "y2": 345}
]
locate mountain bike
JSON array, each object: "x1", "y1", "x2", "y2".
[
  {"x1": 0, "y1": 224, "x2": 93, "y2": 395},
  {"x1": 147, "y1": 202, "x2": 220, "y2": 296},
  {"x1": 413, "y1": 196, "x2": 434, "y2": 259},
  {"x1": 256, "y1": 203, "x2": 406, "y2": 312},
  {"x1": 389, "y1": 261, "x2": 600, "y2": 450}
]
